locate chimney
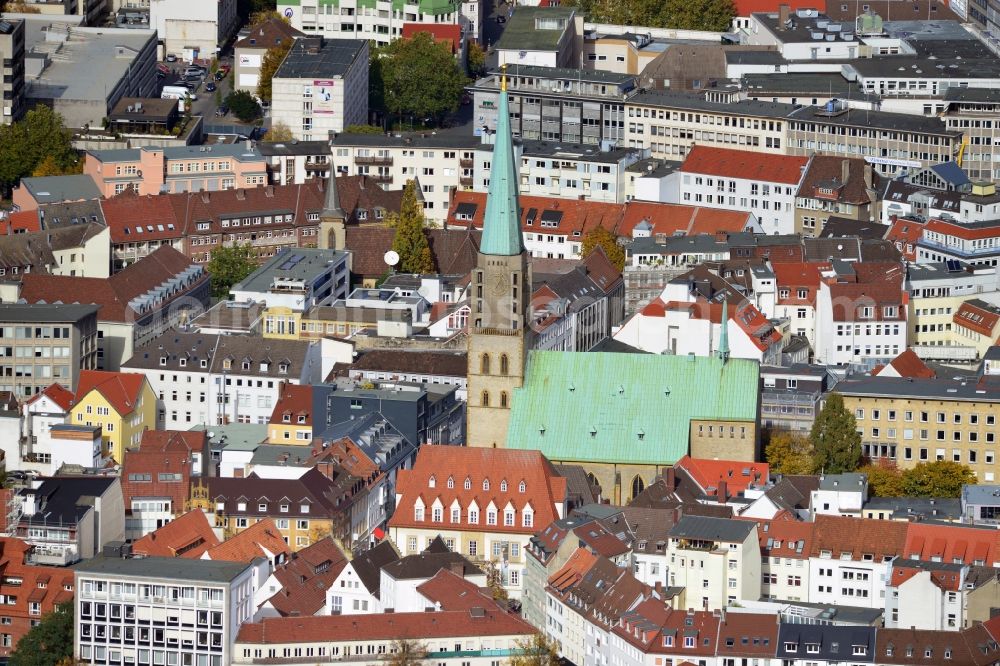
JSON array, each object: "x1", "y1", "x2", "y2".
[
  {"x1": 265, "y1": 185, "x2": 275, "y2": 198},
  {"x1": 841, "y1": 159, "x2": 851, "y2": 186},
  {"x1": 201, "y1": 191, "x2": 210, "y2": 204},
  {"x1": 778, "y1": 4, "x2": 790, "y2": 29},
  {"x1": 717, "y1": 480, "x2": 728, "y2": 504},
  {"x1": 665, "y1": 467, "x2": 677, "y2": 491},
  {"x1": 863, "y1": 162, "x2": 874, "y2": 190},
  {"x1": 236, "y1": 189, "x2": 246, "y2": 201},
  {"x1": 449, "y1": 561, "x2": 464, "y2": 575}
]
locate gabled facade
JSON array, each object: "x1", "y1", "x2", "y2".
[{"x1": 69, "y1": 370, "x2": 157, "y2": 464}]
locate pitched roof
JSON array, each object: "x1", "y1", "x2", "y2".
[
  {"x1": 122, "y1": 430, "x2": 204, "y2": 508},
  {"x1": 74, "y1": 370, "x2": 149, "y2": 416},
  {"x1": 755, "y1": 519, "x2": 814, "y2": 558},
  {"x1": 401, "y1": 23, "x2": 462, "y2": 53},
  {"x1": 343, "y1": 226, "x2": 480, "y2": 278},
  {"x1": 25, "y1": 383, "x2": 75, "y2": 411},
  {"x1": 348, "y1": 540, "x2": 400, "y2": 595},
  {"x1": 875, "y1": 349, "x2": 936, "y2": 379},
  {"x1": 204, "y1": 518, "x2": 293, "y2": 563},
  {"x1": 268, "y1": 383, "x2": 313, "y2": 427},
  {"x1": 390, "y1": 446, "x2": 567, "y2": 535},
  {"x1": 679, "y1": 145, "x2": 808, "y2": 185},
  {"x1": 350, "y1": 350, "x2": 467, "y2": 378},
  {"x1": 507, "y1": 351, "x2": 759, "y2": 465},
  {"x1": 810, "y1": 514, "x2": 908, "y2": 560},
  {"x1": 207, "y1": 469, "x2": 341, "y2": 518},
  {"x1": 797, "y1": 155, "x2": 875, "y2": 205},
  {"x1": 18, "y1": 245, "x2": 203, "y2": 323},
  {"x1": 235, "y1": 606, "x2": 535, "y2": 644},
  {"x1": 904, "y1": 522, "x2": 1000, "y2": 566},
  {"x1": 955, "y1": 299, "x2": 1000, "y2": 338},
  {"x1": 266, "y1": 537, "x2": 349, "y2": 617},
  {"x1": 674, "y1": 456, "x2": 769, "y2": 496},
  {"x1": 130, "y1": 510, "x2": 220, "y2": 559},
  {"x1": 234, "y1": 16, "x2": 303, "y2": 48},
  {"x1": 415, "y1": 568, "x2": 493, "y2": 610}
]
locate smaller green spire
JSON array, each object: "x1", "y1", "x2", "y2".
[
  {"x1": 718, "y1": 298, "x2": 730, "y2": 362},
  {"x1": 480, "y1": 70, "x2": 523, "y2": 257}
]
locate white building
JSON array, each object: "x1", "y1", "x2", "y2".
[
  {"x1": 150, "y1": 0, "x2": 238, "y2": 61},
  {"x1": 326, "y1": 540, "x2": 399, "y2": 615},
  {"x1": 885, "y1": 560, "x2": 969, "y2": 631},
  {"x1": 74, "y1": 556, "x2": 257, "y2": 666},
  {"x1": 228, "y1": 249, "x2": 351, "y2": 312},
  {"x1": 270, "y1": 37, "x2": 369, "y2": 142},
  {"x1": 121, "y1": 332, "x2": 325, "y2": 429},
  {"x1": 665, "y1": 516, "x2": 761, "y2": 610},
  {"x1": 742, "y1": 9, "x2": 862, "y2": 60},
  {"x1": 806, "y1": 514, "x2": 898, "y2": 610},
  {"x1": 759, "y1": 520, "x2": 813, "y2": 602},
  {"x1": 668, "y1": 145, "x2": 808, "y2": 235},
  {"x1": 810, "y1": 473, "x2": 868, "y2": 517}
]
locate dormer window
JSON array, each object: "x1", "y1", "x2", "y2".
[
  {"x1": 200, "y1": 359, "x2": 208, "y2": 368},
  {"x1": 223, "y1": 359, "x2": 232, "y2": 370},
  {"x1": 282, "y1": 413, "x2": 291, "y2": 423},
  {"x1": 159, "y1": 356, "x2": 167, "y2": 366},
  {"x1": 500, "y1": 480, "x2": 508, "y2": 492},
  {"x1": 483, "y1": 479, "x2": 490, "y2": 491},
  {"x1": 447, "y1": 477, "x2": 454, "y2": 489},
  {"x1": 414, "y1": 506, "x2": 424, "y2": 521},
  {"x1": 260, "y1": 362, "x2": 269, "y2": 372},
  {"x1": 518, "y1": 481, "x2": 526, "y2": 493},
  {"x1": 242, "y1": 361, "x2": 251, "y2": 371},
  {"x1": 179, "y1": 358, "x2": 187, "y2": 367},
  {"x1": 297, "y1": 415, "x2": 306, "y2": 424},
  {"x1": 278, "y1": 363, "x2": 289, "y2": 374},
  {"x1": 429, "y1": 475, "x2": 436, "y2": 488},
  {"x1": 464, "y1": 477, "x2": 471, "y2": 490}
]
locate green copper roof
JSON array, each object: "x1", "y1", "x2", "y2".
[
  {"x1": 506, "y1": 351, "x2": 760, "y2": 466},
  {"x1": 479, "y1": 88, "x2": 524, "y2": 257}
]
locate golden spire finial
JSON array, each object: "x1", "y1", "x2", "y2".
[{"x1": 500, "y1": 63, "x2": 507, "y2": 92}]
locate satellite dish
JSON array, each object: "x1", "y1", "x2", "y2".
[{"x1": 384, "y1": 250, "x2": 400, "y2": 267}]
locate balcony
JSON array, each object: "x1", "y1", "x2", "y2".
[
  {"x1": 459, "y1": 175, "x2": 473, "y2": 187},
  {"x1": 304, "y1": 161, "x2": 330, "y2": 171},
  {"x1": 370, "y1": 174, "x2": 393, "y2": 184},
  {"x1": 459, "y1": 158, "x2": 474, "y2": 168},
  {"x1": 26, "y1": 545, "x2": 77, "y2": 566},
  {"x1": 355, "y1": 155, "x2": 393, "y2": 166}
]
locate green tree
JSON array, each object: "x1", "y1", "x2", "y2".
[
  {"x1": 483, "y1": 559, "x2": 509, "y2": 601},
  {"x1": 206, "y1": 244, "x2": 258, "y2": 298},
  {"x1": 344, "y1": 124, "x2": 385, "y2": 134},
  {"x1": 391, "y1": 180, "x2": 436, "y2": 274},
  {"x1": 858, "y1": 462, "x2": 905, "y2": 497},
  {"x1": 508, "y1": 634, "x2": 561, "y2": 666},
  {"x1": 467, "y1": 40, "x2": 486, "y2": 76},
  {"x1": 388, "y1": 639, "x2": 428, "y2": 666},
  {"x1": 580, "y1": 226, "x2": 626, "y2": 271},
  {"x1": 32, "y1": 155, "x2": 66, "y2": 177},
  {"x1": 902, "y1": 460, "x2": 977, "y2": 498},
  {"x1": 764, "y1": 431, "x2": 815, "y2": 475},
  {"x1": 267, "y1": 121, "x2": 294, "y2": 141},
  {"x1": 0, "y1": 104, "x2": 79, "y2": 193},
  {"x1": 378, "y1": 32, "x2": 469, "y2": 124},
  {"x1": 225, "y1": 90, "x2": 262, "y2": 123},
  {"x1": 9, "y1": 600, "x2": 73, "y2": 666},
  {"x1": 810, "y1": 393, "x2": 862, "y2": 474},
  {"x1": 565, "y1": 0, "x2": 734, "y2": 29},
  {"x1": 256, "y1": 39, "x2": 293, "y2": 103},
  {"x1": 249, "y1": 9, "x2": 289, "y2": 26}
]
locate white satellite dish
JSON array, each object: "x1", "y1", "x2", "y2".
[{"x1": 384, "y1": 250, "x2": 400, "y2": 267}]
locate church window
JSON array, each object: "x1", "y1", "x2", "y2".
[
  {"x1": 481, "y1": 390, "x2": 490, "y2": 407},
  {"x1": 631, "y1": 475, "x2": 645, "y2": 500},
  {"x1": 500, "y1": 391, "x2": 509, "y2": 408},
  {"x1": 500, "y1": 354, "x2": 509, "y2": 375},
  {"x1": 481, "y1": 354, "x2": 490, "y2": 374}
]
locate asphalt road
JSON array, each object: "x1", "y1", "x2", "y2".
[{"x1": 157, "y1": 57, "x2": 260, "y2": 134}]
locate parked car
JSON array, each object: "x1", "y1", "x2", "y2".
[
  {"x1": 205, "y1": 82, "x2": 217, "y2": 92},
  {"x1": 165, "y1": 53, "x2": 177, "y2": 62},
  {"x1": 215, "y1": 105, "x2": 229, "y2": 117}
]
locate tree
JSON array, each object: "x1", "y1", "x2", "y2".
[
  {"x1": 483, "y1": 559, "x2": 508, "y2": 601},
  {"x1": 344, "y1": 124, "x2": 385, "y2": 134},
  {"x1": 858, "y1": 461, "x2": 905, "y2": 497},
  {"x1": 388, "y1": 639, "x2": 428, "y2": 666},
  {"x1": 810, "y1": 393, "x2": 862, "y2": 474},
  {"x1": 249, "y1": 9, "x2": 289, "y2": 26},
  {"x1": 508, "y1": 634, "x2": 561, "y2": 666},
  {"x1": 564, "y1": 0, "x2": 734, "y2": 30},
  {"x1": 467, "y1": 40, "x2": 486, "y2": 76},
  {"x1": 0, "y1": 104, "x2": 79, "y2": 193},
  {"x1": 9, "y1": 600, "x2": 73, "y2": 666},
  {"x1": 267, "y1": 121, "x2": 294, "y2": 141},
  {"x1": 206, "y1": 244, "x2": 258, "y2": 298},
  {"x1": 391, "y1": 180, "x2": 436, "y2": 274},
  {"x1": 580, "y1": 226, "x2": 626, "y2": 271},
  {"x1": 256, "y1": 39, "x2": 293, "y2": 103},
  {"x1": 378, "y1": 32, "x2": 469, "y2": 124},
  {"x1": 225, "y1": 90, "x2": 262, "y2": 123},
  {"x1": 764, "y1": 431, "x2": 815, "y2": 475},
  {"x1": 32, "y1": 155, "x2": 66, "y2": 178},
  {"x1": 903, "y1": 461, "x2": 977, "y2": 498}
]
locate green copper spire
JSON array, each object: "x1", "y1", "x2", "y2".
[
  {"x1": 480, "y1": 71, "x2": 524, "y2": 257},
  {"x1": 718, "y1": 298, "x2": 730, "y2": 362}
]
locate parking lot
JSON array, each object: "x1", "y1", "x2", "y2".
[{"x1": 156, "y1": 56, "x2": 261, "y2": 134}]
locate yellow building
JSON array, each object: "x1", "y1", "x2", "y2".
[
  {"x1": 70, "y1": 370, "x2": 157, "y2": 464},
  {"x1": 267, "y1": 383, "x2": 313, "y2": 444},
  {"x1": 262, "y1": 306, "x2": 302, "y2": 340},
  {"x1": 837, "y1": 376, "x2": 1000, "y2": 482}
]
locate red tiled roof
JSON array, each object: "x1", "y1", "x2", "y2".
[
  {"x1": 680, "y1": 145, "x2": 808, "y2": 185},
  {"x1": 810, "y1": 514, "x2": 908, "y2": 560},
  {"x1": 416, "y1": 568, "x2": 495, "y2": 610},
  {"x1": 3, "y1": 211, "x2": 43, "y2": 234},
  {"x1": 205, "y1": 518, "x2": 293, "y2": 563},
  {"x1": 390, "y1": 446, "x2": 567, "y2": 535},
  {"x1": 268, "y1": 382, "x2": 313, "y2": 427},
  {"x1": 618, "y1": 202, "x2": 754, "y2": 238},
  {"x1": 122, "y1": 430, "x2": 203, "y2": 509},
  {"x1": 924, "y1": 217, "x2": 1000, "y2": 241},
  {"x1": 18, "y1": 245, "x2": 203, "y2": 322},
  {"x1": 876, "y1": 349, "x2": 936, "y2": 379},
  {"x1": 573, "y1": 522, "x2": 630, "y2": 558},
  {"x1": 658, "y1": 299, "x2": 783, "y2": 352},
  {"x1": 0, "y1": 537, "x2": 76, "y2": 658},
  {"x1": 401, "y1": 23, "x2": 462, "y2": 53},
  {"x1": 824, "y1": 263, "x2": 906, "y2": 322},
  {"x1": 886, "y1": 217, "x2": 924, "y2": 261},
  {"x1": 266, "y1": 537, "x2": 349, "y2": 616},
  {"x1": 954, "y1": 300, "x2": 1000, "y2": 338},
  {"x1": 236, "y1": 607, "x2": 535, "y2": 644},
  {"x1": 100, "y1": 191, "x2": 183, "y2": 243},
  {"x1": 753, "y1": 519, "x2": 814, "y2": 558},
  {"x1": 131, "y1": 510, "x2": 220, "y2": 558},
  {"x1": 772, "y1": 262, "x2": 828, "y2": 306},
  {"x1": 25, "y1": 383, "x2": 75, "y2": 411},
  {"x1": 675, "y1": 456, "x2": 769, "y2": 495},
  {"x1": 890, "y1": 562, "x2": 962, "y2": 591},
  {"x1": 904, "y1": 522, "x2": 1000, "y2": 566},
  {"x1": 74, "y1": 370, "x2": 148, "y2": 416},
  {"x1": 547, "y1": 548, "x2": 599, "y2": 592}
]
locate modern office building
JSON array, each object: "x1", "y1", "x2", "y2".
[{"x1": 0, "y1": 18, "x2": 26, "y2": 125}]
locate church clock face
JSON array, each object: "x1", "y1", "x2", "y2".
[{"x1": 491, "y1": 273, "x2": 507, "y2": 296}]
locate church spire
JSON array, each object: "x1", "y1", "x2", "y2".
[
  {"x1": 322, "y1": 166, "x2": 345, "y2": 220},
  {"x1": 480, "y1": 65, "x2": 523, "y2": 257}
]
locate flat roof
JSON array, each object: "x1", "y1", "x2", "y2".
[
  {"x1": 483, "y1": 64, "x2": 635, "y2": 85},
  {"x1": 258, "y1": 140, "x2": 331, "y2": 156},
  {"x1": 848, "y1": 57, "x2": 1000, "y2": 79},
  {"x1": 743, "y1": 72, "x2": 861, "y2": 95},
  {"x1": 25, "y1": 26, "x2": 155, "y2": 106},
  {"x1": 89, "y1": 143, "x2": 264, "y2": 164},
  {"x1": 74, "y1": 556, "x2": 251, "y2": 583},
  {"x1": 0, "y1": 303, "x2": 99, "y2": 323},
  {"x1": 788, "y1": 104, "x2": 958, "y2": 135},
  {"x1": 837, "y1": 376, "x2": 1000, "y2": 402},
  {"x1": 330, "y1": 132, "x2": 481, "y2": 149},
  {"x1": 274, "y1": 37, "x2": 367, "y2": 80},
  {"x1": 628, "y1": 90, "x2": 798, "y2": 119},
  {"x1": 21, "y1": 174, "x2": 102, "y2": 204},
  {"x1": 945, "y1": 87, "x2": 1000, "y2": 103},
  {"x1": 495, "y1": 6, "x2": 576, "y2": 52},
  {"x1": 231, "y1": 248, "x2": 348, "y2": 293}
]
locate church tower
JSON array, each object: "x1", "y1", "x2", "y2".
[
  {"x1": 318, "y1": 168, "x2": 347, "y2": 250},
  {"x1": 466, "y1": 69, "x2": 530, "y2": 448}
]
